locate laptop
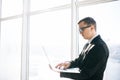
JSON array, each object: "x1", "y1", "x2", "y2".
[{"x1": 42, "y1": 46, "x2": 80, "y2": 73}]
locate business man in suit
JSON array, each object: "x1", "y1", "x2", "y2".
[{"x1": 55, "y1": 17, "x2": 109, "y2": 80}]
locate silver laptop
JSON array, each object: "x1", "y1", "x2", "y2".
[{"x1": 42, "y1": 46, "x2": 80, "y2": 73}]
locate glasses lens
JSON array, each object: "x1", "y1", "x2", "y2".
[
  {"x1": 79, "y1": 28, "x2": 83, "y2": 32},
  {"x1": 79, "y1": 25, "x2": 90, "y2": 32}
]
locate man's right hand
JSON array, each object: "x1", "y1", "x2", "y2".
[{"x1": 55, "y1": 61, "x2": 71, "y2": 70}]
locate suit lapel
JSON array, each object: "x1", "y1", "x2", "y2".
[
  {"x1": 81, "y1": 35, "x2": 101, "y2": 61},
  {"x1": 85, "y1": 44, "x2": 95, "y2": 54}
]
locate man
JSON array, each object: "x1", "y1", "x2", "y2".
[{"x1": 55, "y1": 17, "x2": 109, "y2": 80}]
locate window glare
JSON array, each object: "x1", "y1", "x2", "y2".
[
  {"x1": 1, "y1": 0, "x2": 22, "y2": 18},
  {"x1": 30, "y1": 9, "x2": 71, "y2": 60},
  {"x1": 0, "y1": 19, "x2": 22, "y2": 80},
  {"x1": 31, "y1": 0, "x2": 70, "y2": 11}
]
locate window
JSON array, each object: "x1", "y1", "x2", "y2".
[
  {"x1": 1, "y1": 0, "x2": 22, "y2": 18},
  {"x1": 31, "y1": 0, "x2": 70, "y2": 11},
  {"x1": 0, "y1": 18, "x2": 22, "y2": 80}
]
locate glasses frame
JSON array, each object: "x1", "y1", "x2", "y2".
[{"x1": 79, "y1": 25, "x2": 91, "y2": 32}]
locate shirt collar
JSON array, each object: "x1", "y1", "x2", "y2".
[{"x1": 88, "y1": 34, "x2": 98, "y2": 44}]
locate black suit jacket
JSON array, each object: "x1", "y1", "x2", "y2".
[{"x1": 60, "y1": 35, "x2": 109, "y2": 80}]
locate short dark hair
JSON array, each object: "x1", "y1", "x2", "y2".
[{"x1": 78, "y1": 17, "x2": 96, "y2": 30}]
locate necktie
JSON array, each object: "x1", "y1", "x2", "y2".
[
  {"x1": 82, "y1": 43, "x2": 89, "y2": 53},
  {"x1": 81, "y1": 43, "x2": 89, "y2": 61}
]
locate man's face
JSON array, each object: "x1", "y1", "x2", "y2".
[{"x1": 78, "y1": 21, "x2": 92, "y2": 40}]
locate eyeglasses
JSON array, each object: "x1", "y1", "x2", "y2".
[{"x1": 79, "y1": 25, "x2": 91, "y2": 32}]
